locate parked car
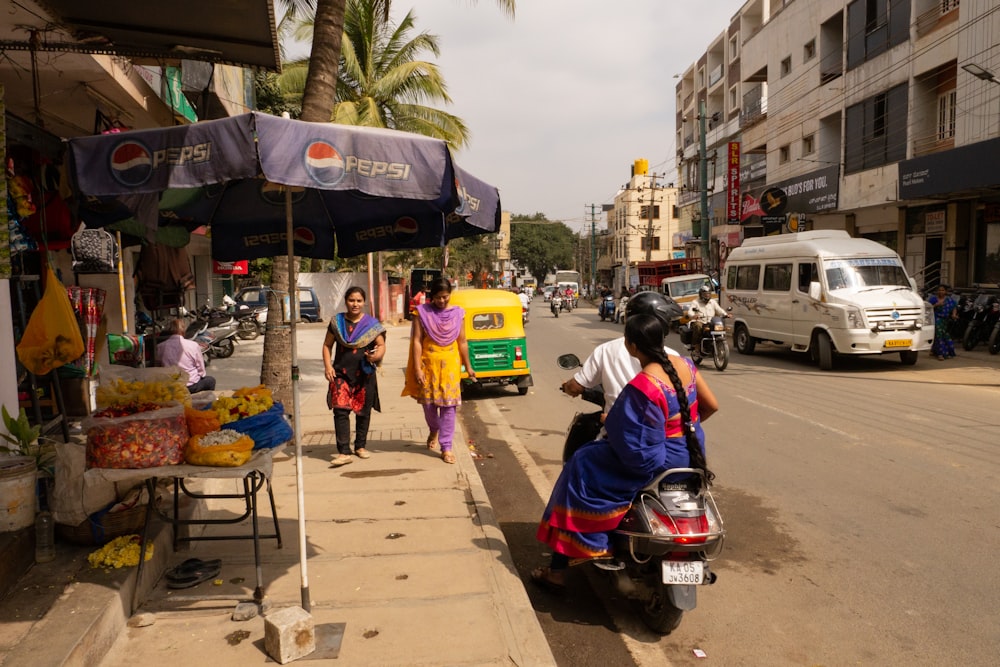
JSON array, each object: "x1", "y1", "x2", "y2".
[{"x1": 235, "y1": 285, "x2": 322, "y2": 323}]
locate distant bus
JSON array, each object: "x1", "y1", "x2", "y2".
[{"x1": 554, "y1": 270, "x2": 581, "y2": 286}]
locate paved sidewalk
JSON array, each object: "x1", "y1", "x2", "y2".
[{"x1": 1, "y1": 321, "x2": 555, "y2": 667}]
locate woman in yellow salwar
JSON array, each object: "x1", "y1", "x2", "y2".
[{"x1": 402, "y1": 278, "x2": 476, "y2": 464}]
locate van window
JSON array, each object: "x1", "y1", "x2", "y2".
[
  {"x1": 763, "y1": 264, "x2": 792, "y2": 291},
  {"x1": 298, "y1": 288, "x2": 314, "y2": 303},
  {"x1": 797, "y1": 263, "x2": 818, "y2": 292},
  {"x1": 825, "y1": 258, "x2": 909, "y2": 290},
  {"x1": 734, "y1": 265, "x2": 761, "y2": 290}
]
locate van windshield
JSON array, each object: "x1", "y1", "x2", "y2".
[
  {"x1": 823, "y1": 258, "x2": 910, "y2": 291},
  {"x1": 664, "y1": 277, "x2": 709, "y2": 297}
]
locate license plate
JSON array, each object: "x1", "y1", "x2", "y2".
[
  {"x1": 884, "y1": 339, "x2": 912, "y2": 348},
  {"x1": 662, "y1": 560, "x2": 704, "y2": 585}
]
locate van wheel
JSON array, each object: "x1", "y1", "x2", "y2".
[
  {"x1": 734, "y1": 324, "x2": 756, "y2": 355},
  {"x1": 900, "y1": 350, "x2": 919, "y2": 365},
  {"x1": 815, "y1": 332, "x2": 834, "y2": 371}
]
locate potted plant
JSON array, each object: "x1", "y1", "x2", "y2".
[{"x1": 2, "y1": 406, "x2": 55, "y2": 476}]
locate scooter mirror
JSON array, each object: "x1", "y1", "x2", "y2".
[{"x1": 557, "y1": 353, "x2": 582, "y2": 370}]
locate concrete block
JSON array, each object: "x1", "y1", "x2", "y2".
[{"x1": 264, "y1": 606, "x2": 315, "y2": 664}]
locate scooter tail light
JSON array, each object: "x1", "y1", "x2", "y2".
[{"x1": 649, "y1": 509, "x2": 709, "y2": 544}]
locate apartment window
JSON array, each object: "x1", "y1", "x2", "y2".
[
  {"x1": 847, "y1": 0, "x2": 911, "y2": 70},
  {"x1": 803, "y1": 134, "x2": 815, "y2": 155},
  {"x1": 640, "y1": 237, "x2": 661, "y2": 251},
  {"x1": 937, "y1": 90, "x2": 956, "y2": 140},
  {"x1": 844, "y1": 82, "x2": 908, "y2": 173},
  {"x1": 779, "y1": 145, "x2": 790, "y2": 163},
  {"x1": 804, "y1": 39, "x2": 816, "y2": 61},
  {"x1": 639, "y1": 205, "x2": 660, "y2": 219},
  {"x1": 699, "y1": 66, "x2": 706, "y2": 88},
  {"x1": 941, "y1": 0, "x2": 960, "y2": 12},
  {"x1": 781, "y1": 56, "x2": 792, "y2": 77},
  {"x1": 729, "y1": 34, "x2": 739, "y2": 61}
]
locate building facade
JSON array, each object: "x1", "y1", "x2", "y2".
[
  {"x1": 675, "y1": 0, "x2": 999, "y2": 290},
  {"x1": 610, "y1": 159, "x2": 681, "y2": 294}
]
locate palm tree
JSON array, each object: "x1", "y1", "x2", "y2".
[{"x1": 263, "y1": 0, "x2": 514, "y2": 407}]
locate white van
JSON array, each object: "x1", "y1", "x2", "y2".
[{"x1": 722, "y1": 230, "x2": 932, "y2": 369}]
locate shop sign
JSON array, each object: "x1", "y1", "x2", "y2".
[
  {"x1": 925, "y1": 210, "x2": 945, "y2": 235},
  {"x1": 727, "y1": 142, "x2": 741, "y2": 225},
  {"x1": 213, "y1": 260, "x2": 249, "y2": 275}
]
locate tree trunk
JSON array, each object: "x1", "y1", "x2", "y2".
[
  {"x1": 261, "y1": 259, "x2": 294, "y2": 408},
  {"x1": 260, "y1": 0, "x2": 345, "y2": 407}
]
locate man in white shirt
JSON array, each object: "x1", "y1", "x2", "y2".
[
  {"x1": 686, "y1": 285, "x2": 730, "y2": 343},
  {"x1": 560, "y1": 292, "x2": 681, "y2": 411},
  {"x1": 157, "y1": 318, "x2": 216, "y2": 393}
]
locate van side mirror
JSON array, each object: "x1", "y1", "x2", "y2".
[
  {"x1": 808, "y1": 281, "x2": 821, "y2": 300},
  {"x1": 557, "y1": 353, "x2": 582, "y2": 370}
]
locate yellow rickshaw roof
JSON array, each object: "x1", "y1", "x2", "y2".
[{"x1": 449, "y1": 289, "x2": 523, "y2": 310}]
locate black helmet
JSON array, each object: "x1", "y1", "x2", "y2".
[{"x1": 625, "y1": 291, "x2": 682, "y2": 331}]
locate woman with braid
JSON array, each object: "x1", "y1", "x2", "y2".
[{"x1": 531, "y1": 313, "x2": 719, "y2": 590}]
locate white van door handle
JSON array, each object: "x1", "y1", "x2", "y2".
[{"x1": 792, "y1": 299, "x2": 800, "y2": 304}]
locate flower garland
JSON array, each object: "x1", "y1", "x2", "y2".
[{"x1": 87, "y1": 535, "x2": 154, "y2": 569}]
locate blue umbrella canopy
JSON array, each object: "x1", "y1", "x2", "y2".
[{"x1": 67, "y1": 111, "x2": 500, "y2": 257}]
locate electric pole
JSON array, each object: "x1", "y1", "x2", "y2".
[
  {"x1": 699, "y1": 99, "x2": 710, "y2": 265},
  {"x1": 643, "y1": 173, "x2": 660, "y2": 263},
  {"x1": 587, "y1": 203, "x2": 598, "y2": 292}
]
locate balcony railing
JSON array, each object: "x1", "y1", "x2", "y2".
[
  {"x1": 916, "y1": 1, "x2": 960, "y2": 37},
  {"x1": 741, "y1": 84, "x2": 767, "y2": 128}
]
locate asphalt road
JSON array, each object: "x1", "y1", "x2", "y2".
[{"x1": 461, "y1": 298, "x2": 1000, "y2": 667}]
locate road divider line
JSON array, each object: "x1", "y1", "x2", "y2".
[{"x1": 737, "y1": 395, "x2": 858, "y2": 440}]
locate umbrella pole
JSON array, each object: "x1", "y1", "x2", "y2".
[
  {"x1": 367, "y1": 252, "x2": 375, "y2": 317},
  {"x1": 286, "y1": 188, "x2": 310, "y2": 612}
]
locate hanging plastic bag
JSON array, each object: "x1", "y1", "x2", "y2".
[{"x1": 16, "y1": 267, "x2": 85, "y2": 375}]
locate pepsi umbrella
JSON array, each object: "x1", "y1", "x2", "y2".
[{"x1": 66, "y1": 111, "x2": 500, "y2": 610}]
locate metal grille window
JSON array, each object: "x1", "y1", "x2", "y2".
[{"x1": 937, "y1": 90, "x2": 956, "y2": 141}]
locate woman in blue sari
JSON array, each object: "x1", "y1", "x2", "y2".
[
  {"x1": 323, "y1": 287, "x2": 386, "y2": 466},
  {"x1": 532, "y1": 314, "x2": 719, "y2": 589}
]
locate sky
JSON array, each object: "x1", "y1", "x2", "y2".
[{"x1": 380, "y1": 0, "x2": 746, "y2": 232}]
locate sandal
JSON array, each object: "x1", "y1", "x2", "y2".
[
  {"x1": 166, "y1": 558, "x2": 222, "y2": 582},
  {"x1": 330, "y1": 454, "x2": 354, "y2": 467},
  {"x1": 167, "y1": 561, "x2": 221, "y2": 589},
  {"x1": 529, "y1": 567, "x2": 566, "y2": 593},
  {"x1": 355, "y1": 448, "x2": 371, "y2": 459},
  {"x1": 426, "y1": 432, "x2": 439, "y2": 450},
  {"x1": 441, "y1": 450, "x2": 456, "y2": 464}
]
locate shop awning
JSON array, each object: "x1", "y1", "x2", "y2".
[{"x1": 2, "y1": 0, "x2": 280, "y2": 71}]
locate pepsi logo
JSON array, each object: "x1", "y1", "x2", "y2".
[
  {"x1": 393, "y1": 217, "x2": 419, "y2": 241},
  {"x1": 304, "y1": 141, "x2": 346, "y2": 187},
  {"x1": 454, "y1": 178, "x2": 469, "y2": 216},
  {"x1": 110, "y1": 140, "x2": 153, "y2": 187},
  {"x1": 293, "y1": 226, "x2": 316, "y2": 249}
]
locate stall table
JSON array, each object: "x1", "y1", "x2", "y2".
[{"x1": 84, "y1": 445, "x2": 285, "y2": 612}]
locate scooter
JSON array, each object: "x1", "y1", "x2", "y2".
[
  {"x1": 556, "y1": 353, "x2": 724, "y2": 635},
  {"x1": 195, "y1": 307, "x2": 239, "y2": 359},
  {"x1": 551, "y1": 294, "x2": 564, "y2": 317},
  {"x1": 680, "y1": 315, "x2": 730, "y2": 371},
  {"x1": 598, "y1": 294, "x2": 617, "y2": 322}
]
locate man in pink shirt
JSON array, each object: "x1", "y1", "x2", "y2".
[{"x1": 156, "y1": 318, "x2": 216, "y2": 393}]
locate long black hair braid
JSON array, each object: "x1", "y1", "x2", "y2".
[{"x1": 625, "y1": 314, "x2": 714, "y2": 482}]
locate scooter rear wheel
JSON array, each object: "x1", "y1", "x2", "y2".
[
  {"x1": 215, "y1": 338, "x2": 235, "y2": 359},
  {"x1": 636, "y1": 577, "x2": 684, "y2": 635}
]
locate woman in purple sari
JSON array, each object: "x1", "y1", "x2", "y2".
[
  {"x1": 532, "y1": 314, "x2": 719, "y2": 589},
  {"x1": 402, "y1": 278, "x2": 475, "y2": 464},
  {"x1": 323, "y1": 287, "x2": 386, "y2": 467}
]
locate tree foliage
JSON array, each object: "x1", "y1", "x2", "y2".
[{"x1": 509, "y1": 215, "x2": 576, "y2": 284}]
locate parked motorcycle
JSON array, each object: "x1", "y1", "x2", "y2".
[
  {"x1": 195, "y1": 307, "x2": 239, "y2": 359},
  {"x1": 680, "y1": 315, "x2": 730, "y2": 371},
  {"x1": 962, "y1": 294, "x2": 1000, "y2": 351},
  {"x1": 598, "y1": 294, "x2": 617, "y2": 322},
  {"x1": 557, "y1": 353, "x2": 725, "y2": 635},
  {"x1": 949, "y1": 292, "x2": 977, "y2": 341}
]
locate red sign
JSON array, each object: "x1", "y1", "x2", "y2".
[
  {"x1": 727, "y1": 142, "x2": 741, "y2": 224},
  {"x1": 213, "y1": 260, "x2": 249, "y2": 275}
]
